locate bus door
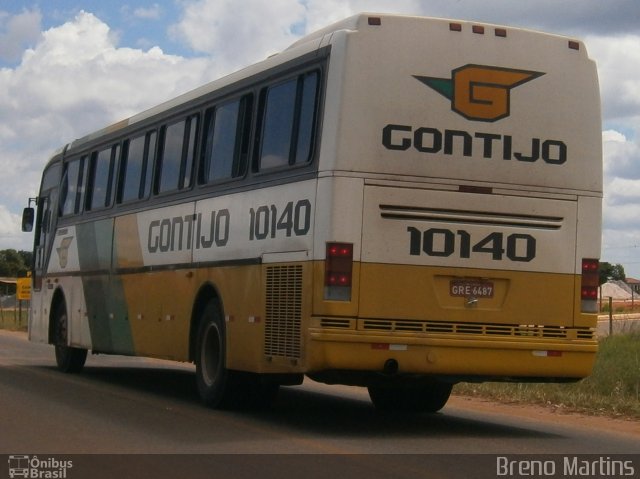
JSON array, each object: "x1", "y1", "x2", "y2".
[{"x1": 29, "y1": 164, "x2": 61, "y2": 342}]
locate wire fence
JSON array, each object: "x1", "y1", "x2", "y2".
[{"x1": 0, "y1": 296, "x2": 29, "y2": 330}]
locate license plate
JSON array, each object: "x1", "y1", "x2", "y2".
[{"x1": 450, "y1": 280, "x2": 494, "y2": 298}]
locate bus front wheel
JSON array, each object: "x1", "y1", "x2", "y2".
[
  {"x1": 368, "y1": 381, "x2": 453, "y2": 413},
  {"x1": 53, "y1": 300, "x2": 87, "y2": 373}
]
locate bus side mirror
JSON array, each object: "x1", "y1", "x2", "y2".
[{"x1": 22, "y1": 207, "x2": 35, "y2": 232}]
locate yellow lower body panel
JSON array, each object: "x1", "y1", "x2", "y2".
[
  {"x1": 358, "y1": 263, "x2": 583, "y2": 327},
  {"x1": 306, "y1": 328, "x2": 597, "y2": 381}
]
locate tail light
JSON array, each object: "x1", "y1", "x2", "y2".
[
  {"x1": 581, "y1": 258, "x2": 599, "y2": 313},
  {"x1": 324, "y1": 242, "x2": 353, "y2": 301}
]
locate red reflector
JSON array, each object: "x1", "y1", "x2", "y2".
[
  {"x1": 568, "y1": 40, "x2": 580, "y2": 50},
  {"x1": 534, "y1": 350, "x2": 563, "y2": 358},
  {"x1": 495, "y1": 28, "x2": 507, "y2": 37},
  {"x1": 372, "y1": 343, "x2": 390, "y2": 350},
  {"x1": 449, "y1": 23, "x2": 462, "y2": 32},
  {"x1": 472, "y1": 25, "x2": 485, "y2": 34},
  {"x1": 368, "y1": 17, "x2": 381, "y2": 26}
]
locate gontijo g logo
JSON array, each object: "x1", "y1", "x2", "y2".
[{"x1": 414, "y1": 65, "x2": 544, "y2": 122}]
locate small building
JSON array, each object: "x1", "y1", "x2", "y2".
[
  {"x1": 0, "y1": 277, "x2": 17, "y2": 296},
  {"x1": 625, "y1": 277, "x2": 640, "y2": 295}
]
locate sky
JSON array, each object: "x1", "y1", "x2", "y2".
[{"x1": 1, "y1": 0, "x2": 639, "y2": 276}]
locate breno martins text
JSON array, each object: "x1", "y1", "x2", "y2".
[{"x1": 496, "y1": 456, "x2": 636, "y2": 477}]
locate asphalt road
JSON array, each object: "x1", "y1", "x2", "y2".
[{"x1": 0, "y1": 330, "x2": 638, "y2": 479}]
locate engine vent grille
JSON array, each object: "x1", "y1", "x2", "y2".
[
  {"x1": 360, "y1": 319, "x2": 595, "y2": 340},
  {"x1": 265, "y1": 265, "x2": 303, "y2": 359},
  {"x1": 320, "y1": 318, "x2": 353, "y2": 329}
]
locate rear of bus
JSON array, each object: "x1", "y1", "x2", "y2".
[{"x1": 308, "y1": 15, "x2": 601, "y2": 399}]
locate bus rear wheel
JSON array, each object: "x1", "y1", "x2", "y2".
[
  {"x1": 195, "y1": 299, "x2": 280, "y2": 409},
  {"x1": 368, "y1": 381, "x2": 452, "y2": 413},
  {"x1": 53, "y1": 300, "x2": 87, "y2": 373},
  {"x1": 195, "y1": 300, "x2": 233, "y2": 408}
]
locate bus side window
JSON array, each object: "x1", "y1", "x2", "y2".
[
  {"x1": 295, "y1": 71, "x2": 319, "y2": 165},
  {"x1": 200, "y1": 95, "x2": 251, "y2": 184},
  {"x1": 158, "y1": 120, "x2": 185, "y2": 193},
  {"x1": 183, "y1": 115, "x2": 198, "y2": 189},
  {"x1": 256, "y1": 70, "x2": 320, "y2": 172},
  {"x1": 157, "y1": 115, "x2": 198, "y2": 194},
  {"x1": 119, "y1": 131, "x2": 157, "y2": 203},
  {"x1": 60, "y1": 157, "x2": 86, "y2": 216},
  {"x1": 258, "y1": 78, "x2": 297, "y2": 170},
  {"x1": 142, "y1": 131, "x2": 157, "y2": 198},
  {"x1": 87, "y1": 145, "x2": 118, "y2": 211},
  {"x1": 119, "y1": 134, "x2": 146, "y2": 203}
]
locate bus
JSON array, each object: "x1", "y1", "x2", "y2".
[{"x1": 22, "y1": 13, "x2": 602, "y2": 412}]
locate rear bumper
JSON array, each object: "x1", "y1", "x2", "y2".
[{"x1": 306, "y1": 326, "x2": 598, "y2": 382}]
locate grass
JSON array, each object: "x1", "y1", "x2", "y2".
[
  {"x1": 454, "y1": 332, "x2": 640, "y2": 419},
  {"x1": 0, "y1": 309, "x2": 28, "y2": 331}
]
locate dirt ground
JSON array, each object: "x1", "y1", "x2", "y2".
[{"x1": 449, "y1": 394, "x2": 640, "y2": 439}]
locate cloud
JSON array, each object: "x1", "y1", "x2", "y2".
[
  {"x1": 602, "y1": 126, "x2": 640, "y2": 262},
  {"x1": 170, "y1": 0, "x2": 306, "y2": 71},
  {"x1": 0, "y1": 8, "x2": 42, "y2": 63},
  {"x1": 0, "y1": 205, "x2": 24, "y2": 250},
  {"x1": 603, "y1": 129, "x2": 640, "y2": 180},
  {"x1": 401, "y1": 0, "x2": 640, "y2": 37},
  {"x1": 0, "y1": 11, "x2": 215, "y2": 250},
  {"x1": 133, "y1": 4, "x2": 162, "y2": 20},
  {"x1": 301, "y1": 0, "x2": 425, "y2": 32},
  {"x1": 586, "y1": 34, "x2": 640, "y2": 123}
]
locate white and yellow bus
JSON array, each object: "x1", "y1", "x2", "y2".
[{"x1": 23, "y1": 14, "x2": 602, "y2": 412}]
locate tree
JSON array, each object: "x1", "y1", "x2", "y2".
[
  {"x1": 18, "y1": 250, "x2": 33, "y2": 271},
  {"x1": 599, "y1": 262, "x2": 626, "y2": 285},
  {"x1": 0, "y1": 249, "x2": 30, "y2": 278}
]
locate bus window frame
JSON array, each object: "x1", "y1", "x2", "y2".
[
  {"x1": 155, "y1": 114, "x2": 200, "y2": 197},
  {"x1": 117, "y1": 129, "x2": 158, "y2": 205},
  {"x1": 59, "y1": 155, "x2": 87, "y2": 217},
  {"x1": 85, "y1": 144, "x2": 119, "y2": 212},
  {"x1": 252, "y1": 68, "x2": 322, "y2": 176},
  {"x1": 198, "y1": 93, "x2": 253, "y2": 188}
]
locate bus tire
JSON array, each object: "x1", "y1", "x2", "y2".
[
  {"x1": 53, "y1": 300, "x2": 87, "y2": 373},
  {"x1": 195, "y1": 299, "x2": 235, "y2": 409},
  {"x1": 195, "y1": 300, "x2": 280, "y2": 409},
  {"x1": 368, "y1": 381, "x2": 452, "y2": 413}
]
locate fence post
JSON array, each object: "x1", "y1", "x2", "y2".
[{"x1": 608, "y1": 296, "x2": 613, "y2": 336}]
